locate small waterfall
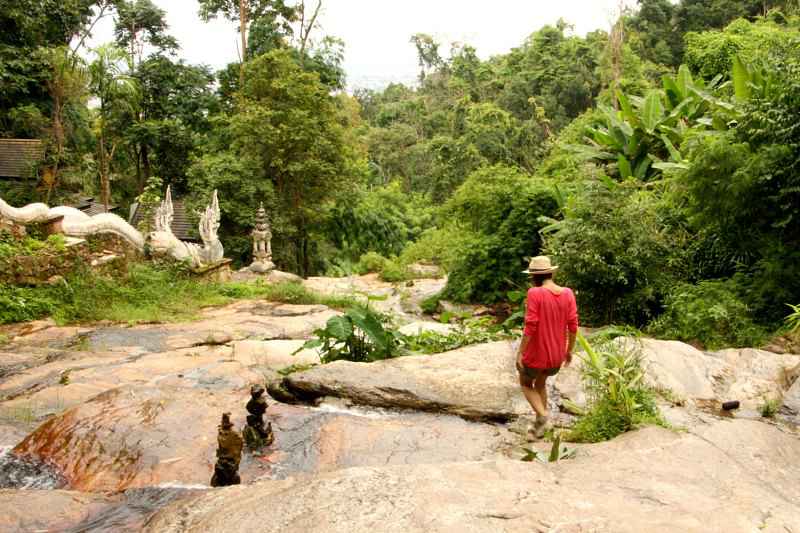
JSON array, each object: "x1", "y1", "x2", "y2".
[{"x1": 0, "y1": 446, "x2": 66, "y2": 489}]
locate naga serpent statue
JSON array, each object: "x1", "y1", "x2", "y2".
[{"x1": 0, "y1": 187, "x2": 224, "y2": 268}]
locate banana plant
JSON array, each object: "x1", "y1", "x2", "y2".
[{"x1": 568, "y1": 64, "x2": 733, "y2": 180}]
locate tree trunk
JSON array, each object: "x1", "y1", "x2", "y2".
[
  {"x1": 99, "y1": 130, "x2": 110, "y2": 211},
  {"x1": 239, "y1": 0, "x2": 248, "y2": 88},
  {"x1": 141, "y1": 144, "x2": 151, "y2": 183}
]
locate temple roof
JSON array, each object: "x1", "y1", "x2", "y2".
[{"x1": 0, "y1": 139, "x2": 44, "y2": 178}]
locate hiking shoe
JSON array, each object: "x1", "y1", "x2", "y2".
[{"x1": 534, "y1": 416, "x2": 549, "y2": 439}]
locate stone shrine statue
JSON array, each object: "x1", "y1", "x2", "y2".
[
  {"x1": 210, "y1": 412, "x2": 243, "y2": 487},
  {"x1": 148, "y1": 186, "x2": 224, "y2": 268},
  {"x1": 248, "y1": 203, "x2": 275, "y2": 273},
  {"x1": 0, "y1": 188, "x2": 226, "y2": 269},
  {"x1": 243, "y1": 384, "x2": 274, "y2": 450}
]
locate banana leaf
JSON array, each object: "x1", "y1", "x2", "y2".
[
  {"x1": 732, "y1": 55, "x2": 751, "y2": 102},
  {"x1": 641, "y1": 91, "x2": 665, "y2": 134},
  {"x1": 617, "y1": 154, "x2": 633, "y2": 180},
  {"x1": 634, "y1": 156, "x2": 652, "y2": 180}
]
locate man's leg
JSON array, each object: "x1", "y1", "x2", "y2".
[
  {"x1": 535, "y1": 374, "x2": 548, "y2": 413},
  {"x1": 533, "y1": 374, "x2": 550, "y2": 437},
  {"x1": 519, "y1": 372, "x2": 547, "y2": 417}
]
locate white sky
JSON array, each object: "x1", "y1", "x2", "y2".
[{"x1": 86, "y1": 0, "x2": 637, "y2": 89}]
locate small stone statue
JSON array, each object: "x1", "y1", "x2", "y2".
[
  {"x1": 249, "y1": 203, "x2": 275, "y2": 273},
  {"x1": 243, "y1": 384, "x2": 274, "y2": 450},
  {"x1": 210, "y1": 412, "x2": 243, "y2": 487}
]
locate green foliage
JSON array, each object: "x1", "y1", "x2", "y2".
[
  {"x1": 569, "y1": 66, "x2": 732, "y2": 181},
  {"x1": 378, "y1": 258, "x2": 410, "y2": 283},
  {"x1": 521, "y1": 434, "x2": 577, "y2": 463},
  {"x1": 404, "y1": 317, "x2": 509, "y2": 354},
  {"x1": 647, "y1": 280, "x2": 768, "y2": 349},
  {"x1": 567, "y1": 333, "x2": 664, "y2": 443},
  {"x1": 786, "y1": 304, "x2": 800, "y2": 334},
  {"x1": 326, "y1": 183, "x2": 433, "y2": 262},
  {"x1": 685, "y1": 18, "x2": 800, "y2": 80},
  {"x1": 355, "y1": 252, "x2": 387, "y2": 275},
  {"x1": 436, "y1": 165, "x2": 559, "y2": 303},
  {"x1": 759, "y1": 396, "x2": 780, "y2": 418},
  {"x1": 297, "y1": 306, "x2": 406, "y2": 363},
  {"x1": 545, "y1": 182, "x2": 688, "y2": 326}
]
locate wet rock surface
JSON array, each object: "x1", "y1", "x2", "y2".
[
  {"x1": 0, "y1": 282, "x2": 799, "y2": 532},
  {"x1": 145, "y1": 419, "x2": 800, "y2": 533},
  {"x1": 280, "y1": 341, "x2": 539, "y2": 420}
]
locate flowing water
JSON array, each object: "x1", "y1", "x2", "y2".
[
  {"x1": 0, "y1": 445, "x2": 66, "y2": 489},
  {"x1": 65, "y1": 485, "x2": 208, "y2": 533}
]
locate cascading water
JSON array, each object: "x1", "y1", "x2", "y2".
[{"x1": 0, "y1": 445, "x2": 66, "y2": 489}]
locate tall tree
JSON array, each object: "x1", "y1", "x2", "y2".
[
  {"x1": 88, "y1": 44, "x2": 138, "y2": 210},
  {"x1": 190, "y1": 49, "x2": 357, "y2": 274},
  {"x1": 113, "y1": 0, "x2": 178, "y2": 69},
  {"x1": 198, "y1": 0, "x2": 297, "y2": 86}
]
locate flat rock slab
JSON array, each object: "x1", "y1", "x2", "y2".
[
  {"x1": 282, "y1": 341, "x2": 532, "y2": 421},
  {"x1": 146, "y1": 419, "x2": 800, "y2": 533},
  {"x1": 0, "y1": 489, "x2": 113, "y2": 532},
  {"x1": 13, "y1": 385, "x2": 253, "y2": 492},
  {"x1": 636, "y1": 339, "x2": 800, "y2": 407},
  {"x1": 231, "y1": 339, "x2": 320, "y2": 370},
  {"x1": 11, "y1": 382, "x2": 512, "y2": 493}
]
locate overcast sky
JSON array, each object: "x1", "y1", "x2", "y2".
[{"x1": 87, "y1": 0, "x2": 637, "y2": 89}]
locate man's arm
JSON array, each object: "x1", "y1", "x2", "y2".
[
  {"x1": 565, "y1": 331, "x2": 576, "y2": 366},
  {"x1": 516, "y1": 334, "x2": 531, "y2": 368},
  {"x1": 519, "y1": 289, "x2": 538, "y2": 367}
]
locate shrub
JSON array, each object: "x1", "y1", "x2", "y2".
[
  {"x1": 439, "y1": 165, "x2": 559, "y2": 303},
  {"x1": 759, "y1": 397, "x2": 780, "y2": 418},
  {"x1": 567, "y1": 333, "x2": 664, "y2": 443},
  {"x1": 647, "y1": 279, "x2": 767, "y2": 349},
  {"x1": 356, "y1": 251, "x2": 388, "y2": 274},
  {"x1": 545, "y1": 182, "x2": 688, "y2": 326},
  {"x1": 378, "y1": 258, "x2": 410, "y2": 282},
  {"x1": 295, "y1": 306, "x2": 406, "y2": 363}
]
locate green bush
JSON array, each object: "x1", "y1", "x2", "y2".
[
  {"x1": 439, "y1": 165, "x2": 559, "y2": 303},
  {"x1": 404, "y1": 317, "x2": 509, "y2": 354},
  {"x1": 0, "y1": 284, "x2": 59, "y2": 324},
  {"x1": 378, "y1": 258, "x2": 410, "y2": 282},
  {"x1": 356, "y1": 251, "x2": 388, "y2": 274},
  {"x1": 545, "y1": 182, "x2": 688, "y2": 326},
  {"x1": 295, "y1": 306, "x2": 406, "y2": 363},
  {"x1": 567, "y1": 333, "x2": 664, "y2": 443},
  {"x1": 647, "y1": 279, "x2": 767, "y2": 349}
]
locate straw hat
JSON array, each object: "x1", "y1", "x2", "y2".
[{"x1": 522, "y1": 255, "x2": 559, "y2": 275}]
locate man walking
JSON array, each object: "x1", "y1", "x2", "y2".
[{"x1": 515, "y1": 256, "x2": 578, "y2": 439}]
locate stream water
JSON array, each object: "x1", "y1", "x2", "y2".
[
  {"x1": 0, "y1": 446, "x2": 65, "y2": 489},
  {"x1": 66, "y1": 485, "x2": 207, "y2": 532}
]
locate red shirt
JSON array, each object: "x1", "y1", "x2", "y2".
[{"x1": 522, "y1": 286, "x2": 579, "y2": 369}]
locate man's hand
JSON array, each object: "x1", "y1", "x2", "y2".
[{"x1": 564, "y1": 351, "x2": 573, "y2": 367}]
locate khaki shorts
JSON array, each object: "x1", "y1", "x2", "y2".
[{"x1": 517, "y1": 362, "x2": 560, "y2": 385}]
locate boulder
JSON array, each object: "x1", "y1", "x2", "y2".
[
  {"x1": 11, "y1": 384, "x2": 511, "y2": 493},
  {"x1": 12, "y1": 386, "x2": 252, "y2": 492},
  {"x1": 146, "y1": 419, "x2": 800, "y2": 533},
  {"x1": 281, "y1": 341, "x2": 532, "y2": 421},
  {"x1": 405, "y1": 263, "x2": 441, "y2": 279},
  {"x1": 0, "y1": 490, "x2": 113, "y2": 532},
  {"x1": 635, "y1": 339, "x2": 800, "y2": 407},
  {"x1": 397, "y1": 321, "x2": 454, "y2": 336},
  {"x1": 231, "y1": 339, "x2": 320, "y2": 369},
  {"x1": 782, "y1": 376, "x2": 800, "y2": 415}
]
